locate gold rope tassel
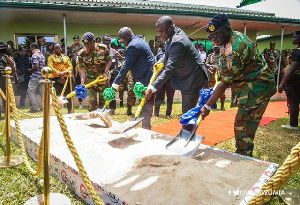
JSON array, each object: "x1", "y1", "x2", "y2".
[
  {"x1": 247, "y1": 141, "x2": 300, "y2": 204},
  {"x1": 51, "y1": 90, "x2": 105, "y2": 205},
  {"x1": 7, "y1": 83, "x2": 44, "y2": 176}
]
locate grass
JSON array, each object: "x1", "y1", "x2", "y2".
[{"x1": 0, "y1": 100, "x2": 299, "y2": 204}]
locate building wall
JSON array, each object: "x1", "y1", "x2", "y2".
[
  {"x1": 257, "y1": 37, "x2": 295, "y2": 53},
  {"x1": 0, "y1": 22, "x2": 159, "y2": 47}
]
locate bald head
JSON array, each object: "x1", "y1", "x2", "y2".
[
  {"x1": 118, "y1": 27, "x2": 134, "y2": 46},
  {"x1": 156, "y1": 16, "x2": 174, "y2": 28},
  {"x1": 156, "y1": 16, "x2": 175, "y2": 42},
  {"x1": 119, "y1": 27, "x2": 133, "y2": 37}
]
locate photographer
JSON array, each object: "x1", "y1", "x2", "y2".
[{"x1": 0, "y1": 40, "x2": 15, "y2": 118}]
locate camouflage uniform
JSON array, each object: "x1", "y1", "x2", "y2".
[
  {"x1": 118, "y1": 71, "x2": 136, "y2": 107},
  {"x1": 205, "y1": 52, "x2": 226, "y2": 110},
  {"x1": 263, "y1": 47, "x2": 280, "y2": 73},
  {"x1": 78, "y1": 44, "x2": 112, "y2": 111},
  {"x1": 220, "y1": 31, "x2": 276, "y2": 156}
]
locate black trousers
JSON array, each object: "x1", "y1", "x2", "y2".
[
  {"x1": 181, "y1": 86, "x2": 201, "y2": 132},
  {"x1": 52, "y1": 77, "x2": 72, "y2": 113},
  {"x1": 154, "y1": 79, "x2": 175, "y2": 116},
  {"x1": 285, "y1": 80, "x2": 300, "y2": 127}
]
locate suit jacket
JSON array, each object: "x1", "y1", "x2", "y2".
[
  {"x1": 114, "y1": 35, "x2": 155, "y2": 86},
  {"x1": 40, "y1": 45, "x2": 48, "y2": 55},
  {"x1": 152, "y1": 27, "x2": 208, "y2": 91}
]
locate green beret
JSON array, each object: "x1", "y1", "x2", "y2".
[{"x1": 73, "y1": 35, "x2": 80, "y2": 40}]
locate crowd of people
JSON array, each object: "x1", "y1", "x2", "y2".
[{"x1": 0, "y1": 14, "x2": 299, "y2": 155}]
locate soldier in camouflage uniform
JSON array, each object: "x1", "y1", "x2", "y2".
[
  {"x1": 118, "y1": 71, "x2": 136, "y2": 115},
  {"x1": 205, "y1": 45, "x2": 225, "y2": 110},
  {"x1": 201, "y1": 14, "x2": 276, "y2": 156},
  {"x1": 114, "y1": 48, "x2": 136, "y2": 115},
  {"x1": 264, "y1": 42, "x2": 280, "y2": 82},
  {"x1": 68, "y1": 35, "x2": 83, "y2": 108},
  {"x1": 78, "y1": 32, "x2": 112, "y2": 112}
]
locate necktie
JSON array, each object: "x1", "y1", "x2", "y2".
[{"x1": 42, "y1": 46, "x2": 45, "y2": 55}]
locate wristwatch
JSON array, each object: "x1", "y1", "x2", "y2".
[{"x1": 204, "y1": 104, "x2": 211, "y2": 111}]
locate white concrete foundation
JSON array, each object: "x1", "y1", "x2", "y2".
[{"x1": 10, "y1": 114, "x2": 278, "y2": 205}]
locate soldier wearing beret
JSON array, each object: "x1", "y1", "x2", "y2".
[
  {"x1": 278, "y1": 30, "x2": 300, "y2": 130},
  {"x1": 201, "y1": 14, "x2": 276, "y2": 157},
  {"x1": 78, "y1": 32, "x2": 112, "y2": 112}
]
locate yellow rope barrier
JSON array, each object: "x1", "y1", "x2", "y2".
[
  {"x1": 60, "y1": 76, "x2": 69, "y2": 97},
  {"x1": 51, "y1": 90, "x2": 105, "y2": 205},
  {"x1": 0, "y1": 122, "x2": 5, "y2": 137},
  {"x1": 0, "y1": 87, "x2": 6, "y2": 100},
  {"x1": 8, "y1": 82, "x2": 44, "y2": 176},
  {"x1": 247, "y1": 141, "x2": 300, "y2": 204}
]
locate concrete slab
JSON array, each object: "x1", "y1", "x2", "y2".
[{"x1": 10, "y1": 114, "x2": 278, "y2": 205}]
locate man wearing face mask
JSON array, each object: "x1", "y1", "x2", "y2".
[
  {"x1": 200, "y1": 14, "x2": 276, "y2": 157},
  {"x1": 144, "y1": 15, "x2": 208, "y2": 132}
]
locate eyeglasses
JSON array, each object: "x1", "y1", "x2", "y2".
[{"x1": 207, "y1": 26, "x2": 229, "y2": 40}]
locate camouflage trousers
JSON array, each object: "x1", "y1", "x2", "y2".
[
  {"x1": 118, "y1": 73, "x2": 136, "y2": 107},
  {"x1": 87, "y1": 77, "x2": 109, "y2": 112},
  {"x1": 234, "y1": 100, "x2": 269, "y2": 157}
]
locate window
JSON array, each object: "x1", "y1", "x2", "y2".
[{"x1": 14, "y1": 34, "x2": 58, "y2": 49}]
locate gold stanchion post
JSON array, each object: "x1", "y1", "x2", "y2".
[
  {"x1": 25, "y1": 67, "x2": 70, "y2": 205},
  {"x1": 0, "y1": 67, "x2": 23, "y2": 168}
]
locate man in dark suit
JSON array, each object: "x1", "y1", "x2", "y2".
[
  {"x1": 145, "y1": 16, "x2": 208, "y2": 131},
  {"x1": 112, "y1": 27, "x2": 156, "y2": 130}
]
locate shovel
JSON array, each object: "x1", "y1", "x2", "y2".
[
  {"x1": 109, "y1": 63, "x2": 164, "y2": 134},
  {"x1": 165, "y1": 114, "x2": 204, "y2": 157},
  {"x1": 165, "y1": 73, "x2": 220, "y2": 157}
]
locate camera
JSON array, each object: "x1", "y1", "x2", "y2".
[{"x1": 0, "y1": 41, "x2": 8, "y2": 55}]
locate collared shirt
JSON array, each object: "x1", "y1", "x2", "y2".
[
  {"x1": 220, "y1": 31, "x2": 276, "y2": 107},
  {"x1": 199, "y1": 50, "x2": 207, "y2": 63},
  {"x1": 47, "y1": 53, "x2": 72, "y2": 78},
  {"x1": 31, "y1": 50, "x2": 45, "y2": 79}
]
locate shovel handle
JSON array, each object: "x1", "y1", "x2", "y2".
[
  {"x1": 66, "y1": 75, "x2": 106, "y2": 98},
  {"x1": 132, "y1": 63, "x2": 164, "y2": 119},
  {"x1": 135, "y1": 98, "x2": 145, "y2": 118},
  {"x1": 150, "y1": 63, "x2": 164, "y2": 84},
  {"x1": 184, "y1": 114, "x2": 202, "y2": 147},
  {"x1": 101, "y1": 100, "x2": 111, "y2": 112}
]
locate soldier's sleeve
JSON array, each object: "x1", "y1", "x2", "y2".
[
  {"x1": 104, "y1": 47, "x2": 112, "y2": 62},
  {"x1": 77, "y1": 48, "x2": 86, "y2": 71}
]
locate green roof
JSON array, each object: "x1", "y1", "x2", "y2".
[{"x1": 1, "y1": 0, "x2": 299, "y2": 24}]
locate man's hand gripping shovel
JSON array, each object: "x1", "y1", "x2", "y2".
[
  {"x1": 165, "y1": 75, "x2": 220, "y2": 157},
  {"x1": 109, "y1": 63, "x2": 164, "y2": 134}
]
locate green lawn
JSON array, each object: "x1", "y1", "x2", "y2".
[{"x1": 0, "y1": 100, "x2": 299, "y2": 204}]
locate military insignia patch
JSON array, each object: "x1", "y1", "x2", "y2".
[{"x1": 209, "y1": 24, "x2": 215, "y2": 32}]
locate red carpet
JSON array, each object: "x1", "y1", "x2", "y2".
[{"x1": 152, "y1": 101, "x2": 289, "y2": 146}]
